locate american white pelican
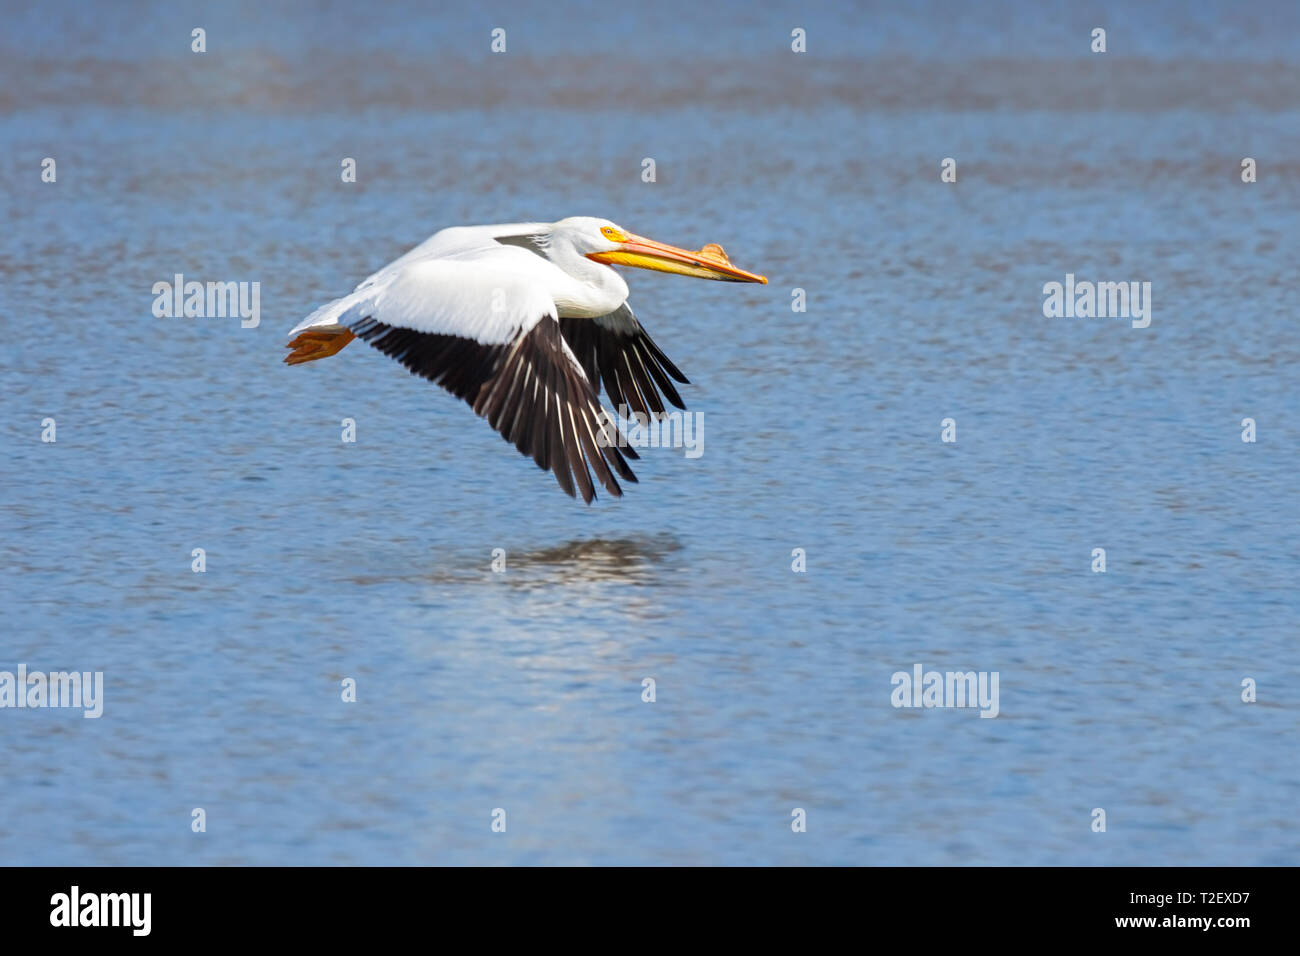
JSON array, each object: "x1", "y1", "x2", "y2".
[{"x1": 286, "y1": 217, "x2": 766, "y2": 502}]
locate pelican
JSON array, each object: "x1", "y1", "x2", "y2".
[{"x1": 285, "y1": 217, "x2": 766, "y2": 502}]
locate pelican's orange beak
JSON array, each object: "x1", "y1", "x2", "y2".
[{"x1": 588, "y1": 233, "x2": 767, "y2": 284}]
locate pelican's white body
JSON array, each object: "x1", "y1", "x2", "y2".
[{"x1": 290, "y1": 219, "x2": 632, "y2": 347}]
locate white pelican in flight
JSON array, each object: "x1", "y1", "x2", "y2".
[{"x1": 285, "y1": 217, "x2": 766, "y2": 502}]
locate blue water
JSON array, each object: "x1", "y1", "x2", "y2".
[{"x1": 1, "y1": 0, "x2": 1297, "y2": 865}]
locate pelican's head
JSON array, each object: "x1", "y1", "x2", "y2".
[{"x1": 554, "y1": 216, "x2": 767, "y2": 284}]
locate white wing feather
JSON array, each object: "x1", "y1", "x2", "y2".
[{"x1": 290, "y1": 225, "x2": 562, "y2": 344}]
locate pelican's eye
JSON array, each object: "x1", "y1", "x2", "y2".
[{"x1": 600, "y1": 226, "x2": 628, "y2": 243}]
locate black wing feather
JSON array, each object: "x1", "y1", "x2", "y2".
[
  {"x1": 352, "y1": 315, "x2": 635, "y2": 503},
  {"x1": 557, "y1": 304, "x2": 690, "y2": 420}
]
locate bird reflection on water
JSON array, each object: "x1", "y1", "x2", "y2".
[{"x1": 430, "y1": 534, "x2": 682, "y2": 593}]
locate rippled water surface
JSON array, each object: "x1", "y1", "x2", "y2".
[{"x1": 1, "y1": 1, "x2": 1297, "y2": 865}]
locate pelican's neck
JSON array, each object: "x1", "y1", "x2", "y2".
[{"x1": 547, "y1": 243, "x2": 629, "y2": 318}]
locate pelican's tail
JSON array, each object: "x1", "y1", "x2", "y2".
[
  {"x1": 285, "y1": 289, "x2": 375, "y2": 365},
  {"x1": 284, "y1": 327, "x2": 356, "y2": 365}
]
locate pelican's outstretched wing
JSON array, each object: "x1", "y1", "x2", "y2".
[
  {"x1": 342, "y1": 254, "x2": 638, "y2": 502},
  {"x1": 558, "y1": 304, "x2": 691, "y2": 419}
]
